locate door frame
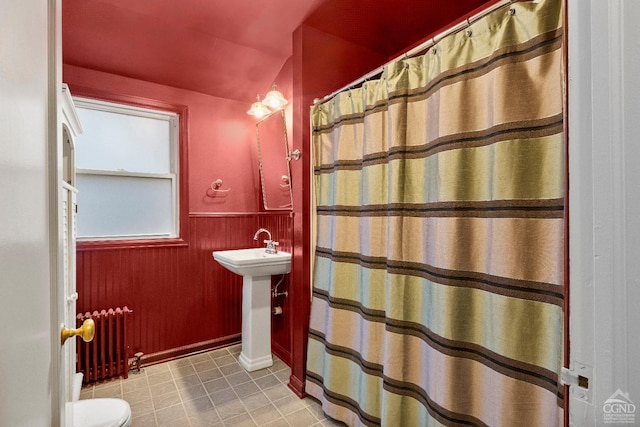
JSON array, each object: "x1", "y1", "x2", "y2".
[
  {"x1": 48, "y1": 0, "x2": 66, "y2": 424},
  {"x1": 567, "y1": 0, "x2": 640, "y2": 425}
]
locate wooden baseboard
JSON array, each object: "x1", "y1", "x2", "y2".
[
  {"x1": 287, "y1": 373, "x2": 306, "y2": 398},
  {"x1": 133, "y1": 334, "x2": 241, "y2": 367}
]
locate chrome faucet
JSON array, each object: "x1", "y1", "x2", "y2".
[{"x1": 254, "y1": 228, "x2": 279, "y2": 254}]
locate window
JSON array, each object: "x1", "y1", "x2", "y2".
[{"x1": 74, "y1": 98, "x2": 179, "y2": 241}]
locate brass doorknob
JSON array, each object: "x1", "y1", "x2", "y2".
[{"x1": 61, "y1": 319, "x2": 95, "y2": 345}]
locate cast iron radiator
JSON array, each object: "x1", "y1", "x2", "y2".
[{"x1": 76, "y1": 307, "x2": 132, "y2": 384}]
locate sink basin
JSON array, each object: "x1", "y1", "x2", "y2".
[{"x1": 212, "y1": 248, "x2": 291, "y2": 277}]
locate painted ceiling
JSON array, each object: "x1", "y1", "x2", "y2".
[{"x1": 62, "y1": 0, "x2": 492, "y2": 103}]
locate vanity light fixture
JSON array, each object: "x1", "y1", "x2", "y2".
[
  {"x1": 247, "y1": 95, "x2": 271, "y2": 118},
  {"x1": 262, "y1": 83, "x2": 288, "y2": 110}
]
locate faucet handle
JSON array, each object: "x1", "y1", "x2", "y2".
[{"x1": 264, "y1": 240, "x2": 279, "y2": 254}]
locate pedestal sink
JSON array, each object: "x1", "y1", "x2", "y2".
[{"x1": 212, "y1": 248, "x2": 291, "y2": 372}]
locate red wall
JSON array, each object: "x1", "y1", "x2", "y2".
[
  {"x1": 65, "y1": 64, "x2": 261, "y2": 214},
  {"x1": 65, "y1": 65, "x2": 293, "y2": 365}
]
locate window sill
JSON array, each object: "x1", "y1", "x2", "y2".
[{"x1": 77, "y1": 238, "x2": 188, "y2": 251}]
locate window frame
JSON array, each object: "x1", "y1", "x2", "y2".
[{"x1": 71, "y1": 88, "x2": 189, "y2": 250}]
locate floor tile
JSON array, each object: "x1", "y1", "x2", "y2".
[
  {"x1": 216, "y1": 398, "x2": 247, "y2": 420},
  {"x1": 81, "y1": 344, "x2": 345, "y2": 427},
  {"x1": 190, "y1": 353, "x2": 214, "y2": 364},
  {"x1": 209, "y1": 387, "x2": 238, "y2": 406},
  {"x1": 194, "y1": 359, "x2": 218, "y2": 374},
  {"x1": 272, "y1": 394, "x2": 307, "y2": 416},
  {"x1": 285, "y1": 407, "x2": 319, "y2": 425},
  {"x1": 306, "y1": 399, "x2": 329, "y2": 421},
  {"x1": 198, "y1": 367, "x2": 224, "y2": 383},
  {"x1": 93, "y1": 382, "x2": 122, "y2": 398},
  {"x1": 147, "y1": 371, "x2": 173, "y2": 386},
  {"x1": 254, "y1": 374, "x2": 280, "y2": 390},
  {"x1": 273, "y1": 369, "x2": 291, "y2": 383},
  {"x1": 232, "y1": 380, "x2": 260, "y2": 397},
  {"x1": 225, "y1": 371, "x2": 251, "y2": 386},
  {"x1": 145, "y1": 363, "x2": 170, "y2": 376},
  {"x1": 179, "y1": 383, "x2": 209, "y2": 402},
  {"x1": 152, "y1": 390, "x2": 182, "y2": 410},
  {"x1": 155, "y1": 403, "x2": 188, "y2": 426},
  {"x1": 169, "y1": 357, "x2": 193, "y2": 369},
  {"x1": 183, "y1": 395, "x2": 215, "y2": 413},
  {"x1": 123, "y1": 376, "x2": 150, "y2": 394},
  {"x1": 171, "y1": 363, "x2": 197, "y2": 378},
  {"x1": 223, "y1": 412, "x2": 256, "y2": 427},
  {"x1": 260, "y1": 418, "x2": 291, "y2": 427},
  {"x1": 248, "y1": 402, "x2": 281, "y2": 425},
  {"x1": 175, "y1": 373, "x2": 204, "y2": 390},
  {"x1": 219, "y1": 362, "x2": 244, "y2": 376},
  {"x1": 240, "y1": 391, "x2": 271, "y2": 412},
  {"x1": 124, "y1": 387, "x2": 152, "y2": 405},
  {"x1": 263, "y1": 384, "x2": 294, "y2": 402},
  {"x1": 270, "y1": 359, "x2": 288, "y2": 372},
  {"x1": 204, "y1": 377, "x2": 232, "y2": 395},
  {"x1": 190, "y1": 416, "x2": 224, "y2": 427},
  {"x1": 129, "y1": 397, "x2": 155, "y2": 416},
  {"x1": 130, "y1": 411, "x2": 156, "y2": 427},
  {"x1": 149, "y1": 380, "x2": 177, "y2": 398},
  {"x1": 213, "y1": 354, "x2": 236, "y2": 367}
]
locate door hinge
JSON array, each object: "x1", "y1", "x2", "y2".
[{"x1": 561, "y1": 361, "x2": 593, "y2": 404}]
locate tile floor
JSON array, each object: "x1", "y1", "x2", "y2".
[{"x1": 80, "y1": 344, "x2": 346, "y2": 427}]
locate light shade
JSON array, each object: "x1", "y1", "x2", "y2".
[
  {"x1": 247, "y1": 95, "x2": 271, "y2": 118},
  {"x1": 262, "y1": 84, "x2": 288, "y2": 110}
]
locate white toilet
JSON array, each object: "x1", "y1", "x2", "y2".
[{"x1": 69, "y1": 373, "x2": 132, "y2": 427}]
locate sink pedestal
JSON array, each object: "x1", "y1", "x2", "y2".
[
  {"x1": 238, "y1": 275, "x2": 273, "y2": 372},
  {"x1": 211, "y1": 248, "x2": 291, "y2": 373}
]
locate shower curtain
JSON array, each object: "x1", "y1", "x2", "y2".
[{"x1": 306, "y1": 0, "x2": 565, "y2": 426}]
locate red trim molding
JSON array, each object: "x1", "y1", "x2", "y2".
[
  {"x1": 137, "y1": 334, "x2": 241, "y2": 367},
  {"x1": 287, "y1": 374, "x2": 306, "y2": 398},
  {"x1": 77, "y1": 238, "x2": 188, "y2": 251},
  {"x1": 189, "y1": 211, "x2": 294, "y2": 218}
]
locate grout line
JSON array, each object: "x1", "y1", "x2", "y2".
[{"x1": 85, "y1": 346, "x2": 311, "y2": 427}]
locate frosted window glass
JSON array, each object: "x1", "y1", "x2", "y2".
[
  {"x1": 76, "y1": 174, "x2": 174, "y2": 238},
  {"x1": 76, "y1": 107, "x2": 172, "y2": 174}
]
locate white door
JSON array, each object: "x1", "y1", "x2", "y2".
[{"x1": 0, "y1": 1, "x2": 64, "y2": 426}]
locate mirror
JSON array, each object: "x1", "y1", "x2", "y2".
[{"x1": 256, "y1": 110, "x2": 293, "y2": 210}]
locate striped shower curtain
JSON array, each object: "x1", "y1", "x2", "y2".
[{"x1": 306, "y1": 0, "x2": 565, "y2": 426}]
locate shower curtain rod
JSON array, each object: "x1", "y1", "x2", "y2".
[{"x1": 314, "y1": 0, "x2": 519, "y2": 104}]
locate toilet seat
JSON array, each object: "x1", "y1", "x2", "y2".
[{"x1": 72, "y1": 398, "x2": 132, "y2": 427}]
